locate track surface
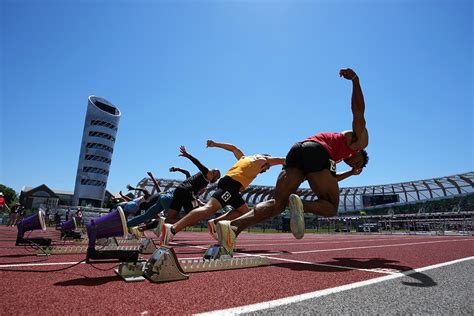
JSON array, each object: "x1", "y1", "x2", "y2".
[{"x1": 0, "y1": 226, "x2": 472, "y2": 315}]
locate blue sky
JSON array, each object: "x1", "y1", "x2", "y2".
[{"x1": 1, "y1": 0, "x2": 472, "y2": 195}]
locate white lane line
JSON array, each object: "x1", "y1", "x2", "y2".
[
  {"x1": 2, "y1": 239, "x2": 472, "y2": 269},
  {"x1": 179, "y1": 239, "x2": 474, "y2": 274},
  {"x1": 261, "y1": 255, "x2": 400, "y2": 274},
  {"x1": 224, "y1": 237, "x2": 468, "y2": 248},
  {"x1": 195, "y1": 256, "x2": 474, "y2": 316},
  {"x1": 250, "y1": 238, "x2": 474, "y2": 256},
  {"x1": 172, "y1": 236, "x2": 469, "y2": 248},
  {"x1": 0, "y1": 261, "x2": 87, "y2": 268}
]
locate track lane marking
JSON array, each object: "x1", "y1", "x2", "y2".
[
  {"x1": 195, "y1": 256, "x2": 474, "y2": 316},
  {"x1": 250, "y1": 238, "x2": 474, "y2": 256},
  {"x1": 260, "y1": 255, "x2": 400, "y2": 274},
  {"x1": 1, "y1": 238, "x2": 472, "y2": 268}
]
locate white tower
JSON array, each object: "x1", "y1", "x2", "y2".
[{"x1": 73, "y1": 96, "x2": 121, "y2": 207}]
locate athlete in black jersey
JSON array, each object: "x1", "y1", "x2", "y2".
[{"x1": 166, "y1": 146, "x2": 221, "y2": 223}]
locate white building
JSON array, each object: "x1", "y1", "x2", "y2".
[{"x1": 73, "y1": 96, "x2": 121, "y2": 207}]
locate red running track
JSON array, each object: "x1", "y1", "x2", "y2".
[{"x1": 0, "y1": 226, "x2": 472, "y2": 314}]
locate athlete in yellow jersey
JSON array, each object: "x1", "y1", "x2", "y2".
[{"x1": 160, "y1": 140, "x2": 285, "y2": 245}]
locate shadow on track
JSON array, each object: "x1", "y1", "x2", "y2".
[
  {"x1": 54, "y1": 275, "x2": 121, "y2": 287},
  {"x1": 274, "y1": 257, "x2": 437, "y2": 287}
]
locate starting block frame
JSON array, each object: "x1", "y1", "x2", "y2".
[
  {"x1": 37, "y1": 238, "x2": 157, "y2": 256},
  {"x1": 142, "y1": 246, "x2": 270, "y2": 283},
  {"x1": 73, "y1": 237, "x2": 143, "y2": 245}
]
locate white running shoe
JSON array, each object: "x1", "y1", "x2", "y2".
[
  {"x1": 207, "y1": 219, "x2": 218, "y2": 240},
  {"x1": 160, "y1": 223, "x2": 175, "y2": 245},
  {"x1": 217, "y1": 220, "x2": 236, "y2": 256},
  {"x1": 152, "y1": 217, "x2": 165, "y2": 238},
  {"x1": 289, "y1": 194, "x2": 305, "y2": 239}
]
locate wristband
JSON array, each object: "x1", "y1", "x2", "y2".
[{"x1": 351, "y1": 74, "x2": 358, "y2": 80}]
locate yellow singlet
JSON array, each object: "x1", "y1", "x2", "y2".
[{"x1": 224, "y1": 155, "x2": 266, "y2": 190}]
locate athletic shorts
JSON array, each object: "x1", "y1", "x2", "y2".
[
  {"x1": 211, "y1": 176, "x2": 246, "y2": 209},
  {"x1": 169, "y1": 187, "x2": 198, "y2": 213},
  {"x1": 284, "y1": 141, "x2": 336, "y2": 176}
]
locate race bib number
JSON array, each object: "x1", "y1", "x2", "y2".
[
  {"x1": 221, "y1": 191, "x2": 232, "y2": 202},
  {"x1": 329, "y1": 159, "x2": 336, "y2": 172}
]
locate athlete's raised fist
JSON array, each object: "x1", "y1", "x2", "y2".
[
  {"x1": 339, "y1": 68, "x2": 357, "y2": 80},
  {"x1": 206, "y1": 140, "x2": 216, "y2": 148}
]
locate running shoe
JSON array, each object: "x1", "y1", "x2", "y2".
[
  {"x1": 152, "y1": 216, "x2": 165, "y2": 238},
  {"x1": 217, "y1": 220, "x2": 236, "y2": 256},
  {"x1": 289, "y1": 194, "x2": 305, "y2": 239},
  {"x1": 129, "y1": 226, "x2": 143, "y2": 239},
  {"x1": 160, "y1": 223, "x2": 175, "y2": 245},
  {"x1": 207, "y1": 219, "x2": 218, "y2": 240}
]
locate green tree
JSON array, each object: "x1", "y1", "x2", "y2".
[{"x1": 0, "y1": 184, "x2": 17, "y2": 206}]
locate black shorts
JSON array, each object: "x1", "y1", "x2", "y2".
[
  {"x1": 211, "y1": 176, "x2": 246, "y2": 209},
  {"x1": 169, "y1": 187, "x2": 198, "y2": 213},
  {"x1": 284, "y1": 141, "x2": 336, "y2": 176}
]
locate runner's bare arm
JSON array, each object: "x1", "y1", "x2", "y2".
[
  {"x1": 119, "y1": 191, "x2": 132, "y2": 202},
  {"x1": 146, "y1": 171, "x2": 161, "y2": 193},
  {"x1": 169, "y1": 167, "x2": 191, "y2": 179},
  {"x1": 179, "y1": 146, "x2": 213, "y2": 180},
  {"x1": 340, "y1": 68, "x2": 368, "y2": 149},
  {"x1": 335, "y1": 168, "x2": 363, "y2": 182},
  {"x1": 266, "y1": 157, "x2": 286, "y2": 167},
  {"x1": 206, "y1": 140, "x2": 244, "y2": 160},
  {"x1": 126, "y1": 184, "x2": 151, "y2": 199}
]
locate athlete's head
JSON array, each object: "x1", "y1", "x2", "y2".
[
  {"x1": 209, "y1": 169, "x2": 221, "y2": 183},
  {"x1": 344, "y1": 149, "x2": 369, "y2": 169}
]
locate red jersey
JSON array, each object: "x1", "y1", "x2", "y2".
[{"x1": 304, "y1": 132, "x2": 358, "y2": 163}]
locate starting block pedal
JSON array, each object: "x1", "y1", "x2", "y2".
[
  {"x1": 115, "y1": 260, "x2": 148, "y2": 282},
  {"x1": 144, "y1": 247, "x2": 189, "y2": 283},
  {"x1": 203, "y1": 244, "x2": 232, "y2": 260},
  {"x1": 139, "y1": 238, "x2": 157, "y2": 254}
]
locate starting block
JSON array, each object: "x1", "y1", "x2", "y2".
[
  {"x1": 139, "y1": 238, "x2": 157, "y2": 254},
  {"x1": 37, "y1": 244, "x2": 142, "y2": 256},
  {"x1": 37, "y1": 237, "x2": 155, "y2": 256},
  {"x1": 16, "y1": 237, "x2": 52, "y2": 246},
  {"x1": 74, "y1": 237, "x2": 142, "y2": 245},
  {"x1": 143, "y1": 246, "x2": 270, "y2": 283},
  {"x1": 115, "y1": 260, "x2": 148, "y2": 282},
  {"x1": 61, "y1": 230, "x2": 83, "y2": 240},
  {"x1": 203, "y1": 244, "x2": 232, "y2": 260},
  {"x1": 144, "y1": 247, "x2": 189, "y2": 283}
]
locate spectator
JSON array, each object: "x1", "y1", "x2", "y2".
[
  {"x1": 0, "y1": 192, "x2": 10, "y2": 213},
  {"x1": 44, "y1": 208, "x2": 50, "y2": 225},
  {"x1": 54, "y1": 212, "x2": 61, "y2": 225},
  {"x1": 6, "y1": 203, "x2": 21, "y2": 227},
  {"x1": 49, "y1": 211, "x2": 55, "y2": 226},
  {"x1": 75, "y1": 208, "x2": 83, "y2": 227}
]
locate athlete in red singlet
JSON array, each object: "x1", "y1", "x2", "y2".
[{"x1": 217, "y1": 68, "x2": 369, "y2": 254}]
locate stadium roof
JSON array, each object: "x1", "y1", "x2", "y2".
[{"x1": 135, "y1": 172, "x2": 473, "y2": 213}]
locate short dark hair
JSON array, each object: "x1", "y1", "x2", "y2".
[{"x1": 360, "y1": 149, "x2": 369, "y2": 168}]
